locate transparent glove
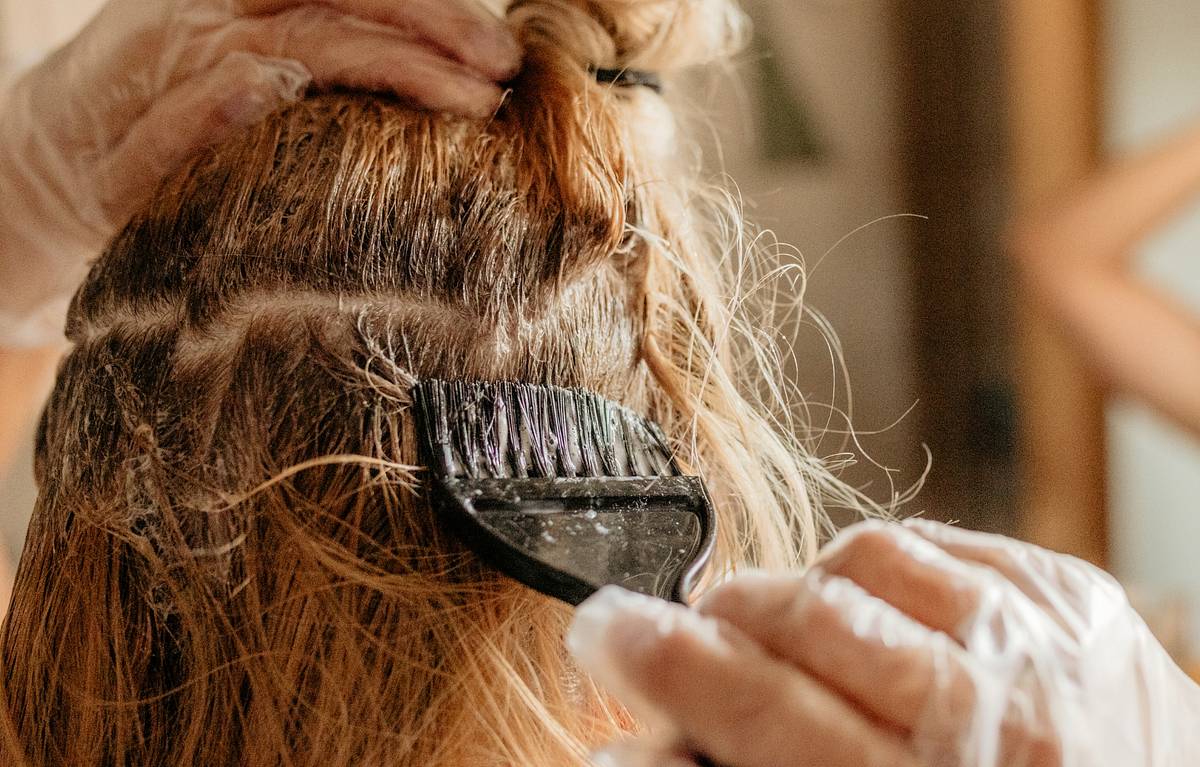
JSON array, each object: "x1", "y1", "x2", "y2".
[
  {"x1": 569, "y1": 519, "x2": 1200, "y2": 767},
  {"x1": 0, "y1": 0, "x2": 520, "y2": 345}
]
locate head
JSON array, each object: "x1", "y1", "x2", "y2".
[{"x1": 1, "y1": 1, "x2": 835, "y2": 764}]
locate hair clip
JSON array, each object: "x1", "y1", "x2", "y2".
[{"x1": 590, "y1": 67, "x2": 663, "y2": 94}]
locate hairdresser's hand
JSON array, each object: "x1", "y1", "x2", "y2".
[
  {"x1": 0, "y1": 0, "x2": 519, "y2": 345},
  {"x1": 570, "y1": 520, "x2": 1200, "y2": 767}
]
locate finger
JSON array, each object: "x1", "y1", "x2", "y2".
[
  {"x1": 93, "y1": 52, "x2": 311, "y2": 228},
  {"x1": 901, "y1": 518, "x2": 1128, "y2": 619},
  {"x1": 816, "y1": 521, "x2": 1003, "y2": 641},
  {"x1": 901, "y1": 519, "x2": 1057, "y2": 588},
  {"x1": 184, "y1": 8, "x2": 504, "y2": 118},
  {"x1": 697, "y1": 570, "x2": 978, "y2": 736},
  {"x1": 569, "y1": 587, "x2": 921, "y2": 767},
  {"x1": 591, "y1": 740, "x2": 699, "y2": 767},
  {"x1": 238, "y1": 0, "x2": 522, "y2": 80}
]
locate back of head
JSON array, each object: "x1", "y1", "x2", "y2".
[{"x1": 0, "y1": 2, "x2": 825, "y2": 765}]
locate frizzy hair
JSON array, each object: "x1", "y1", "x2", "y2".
[{"x1": 0, "y1": 0, "x2": 868, "y2": 764}]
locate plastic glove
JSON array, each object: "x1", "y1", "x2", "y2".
[
  {"x1": 0, "y1": 0, "x2": 520, "y2": 345},
  {"x1": 569, "y1": 519, "x2": 1200, "y2": 767}
]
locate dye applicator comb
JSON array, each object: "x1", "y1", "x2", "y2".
[{"x1": 412, "y1": 379, "x2": 716, "y2": 606}]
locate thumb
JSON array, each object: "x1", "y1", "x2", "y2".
[
  {"x1": 591, "y1": 739, "x2": 701, "y2": 767},
  {"x1": 91, "y1": 52, "x2": 311, "y2": 232}
]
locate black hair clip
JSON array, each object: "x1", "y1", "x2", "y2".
[{"x1": 591, "y1": 67, "x2": 663, "y2": 94}]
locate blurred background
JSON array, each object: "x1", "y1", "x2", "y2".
[{"x1": 2, "y1": 0, "x2": 1200, "y2": 675}]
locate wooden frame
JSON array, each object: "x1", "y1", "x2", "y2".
[
  {"x1": 1006, "y1": 0, "x2": 1108, "y2": 565},
  {"x1": 896, "y1": 0, "x2": 1020, "y2": 538}
]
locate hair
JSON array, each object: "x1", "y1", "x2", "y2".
[{"x1": 0, "y1": 1, "x2": 869, "y2": 764}]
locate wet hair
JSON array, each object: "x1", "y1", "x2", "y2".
[{"x1": 0, "y1": 1, "x2": 861, "y2": 764}]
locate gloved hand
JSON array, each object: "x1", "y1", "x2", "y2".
[
  {"x1": 0, "y1": 0, "x2": 520, "y2": 345},
  {"x1": 570, "y1": 519, "x2": 1200, "y2": 767}
]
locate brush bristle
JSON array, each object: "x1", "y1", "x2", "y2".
[{"x1": 413, "y1": 380, "x2": 679, "y2": 480}]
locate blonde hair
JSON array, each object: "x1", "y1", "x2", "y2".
[{"x1": 0, "y1": 1, "x2": 862, "y2": 764}]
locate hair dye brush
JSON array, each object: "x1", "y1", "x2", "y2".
[{"x1": 412, "y1": 379, "x2": 716, "y2": 607}]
